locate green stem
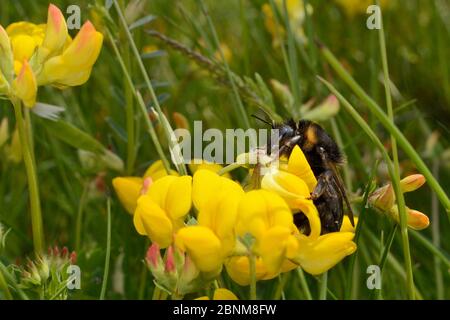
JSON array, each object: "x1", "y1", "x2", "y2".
[
  {"x1": 319, "y1": 272, "x2": 328, "y2": 300},
  {"x1": 12, "y1": 99, "x2": 44, "y2": 254},
  {"x1": 218, "y1": 162, "x2": 242, "y2": 176},
  {"x1": 319, "y1": 45, "x2": 450, "y2": 220},
  {"x1": 377, "y1": 8, "x2": 414, "y2": 300},
  {"x1": 273, "y1": 273, "x2": 289, "y2": 300},
  {"x1": 113, "y1": 1, "x2": 187, "y2": 175},
  {"x1": 123, "y1": 44, "x2": 136, "y2": 175},
  {"x1": 296, "y1": 268, "x2": 312, "y2": 300},
  {"x1": 152, "y1": 286, "x2": 161, "y2": 300},
  {"x1": 100, "y1": 198, "x2": 112, "y2": 300},
  {"x1": 249, "y1": 253, "x2": 257, "y2": 300}
]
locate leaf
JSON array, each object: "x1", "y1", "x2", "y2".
[
  {"x1": 43, "y1": 119, "x2": 104, "y2": 153},
  {"x1": 128, "y1": 15, "x2": 157, "y2": 30}
]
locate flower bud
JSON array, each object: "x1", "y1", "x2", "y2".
[
  {"x1": 400, "y1": 174, "x2": 426, "y2": 193},
  {"x1": 389, "y1": 206, "x2": 430, "y2": 230},
  {"x1": 302, "y1": 95, "x2": 340, "y2": 122},
  {"x1": 12, "y1": 60, "x2": 37, "y2": 108},
  {"x1": 165, "y1": 246, "x2": 177, "y2": 275},
  {"x1": 270, "y1": 79, "x2": 294, "y2": 109},
  {"x1": 146, "y1": 243, "x2": 165, "y2": 277},
  {"x1": 369, "y1": 184, "x2": 395, "y2": 212},
  {"x1": 0, "y1": 25, "x2": 14, "y2": 82},
  {"x1": 173, "y1": 112, "x2": 189, "y2": 130}
]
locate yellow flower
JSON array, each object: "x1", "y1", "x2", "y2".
[
  {"x1": 195, "y1": 288, "x2": 238, "y2": 300},
  {"x1": 226, "y1": 256, "x2": 296, "y2": 286},
  {"x1": 113, "y1": 160, "x2": 178, "y2": 214},
  {"x1": 134, "y1": 175, "x2": 192, "y2": 248},
  {"x1": 235, "y1": 190, "x2": 299, "y2": 274},
  {"x1": 37, "y1": 21, "x2": 103, "y2": 87},
  {"x1": 175, "y1": 170, "x2": 244, "y2": 274},
  {"x1": 262, "y1": 0, "x2": 313, "y2": 47},
  {"x1": 1, "y1": 4, "x2": 103, "y2": 108}
]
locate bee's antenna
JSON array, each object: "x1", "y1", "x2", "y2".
[{"x1": 251, "y1": 114, "x2": 273, "y2": 127}]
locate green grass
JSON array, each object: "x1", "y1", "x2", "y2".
[{"x1": 0, "y1": 0, "x2": 449, "y2": 300}]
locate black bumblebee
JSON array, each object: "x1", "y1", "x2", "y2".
[{"x1": 253, "y1": 115, "x2": 355, "y2": 234}]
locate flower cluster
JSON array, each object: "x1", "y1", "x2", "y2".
[
  {"x1": 19, "y1": 246, "x2": 76, "y2": 300},
  {"x1": 114, "y1": 146, "x2": 357, "y2": 295},
  {"x1": 368, "y1": 174, "x2": 429, "y2": 230},
  {"x1": 0, "y1": 4, "x2": 103, "y2": 108}
]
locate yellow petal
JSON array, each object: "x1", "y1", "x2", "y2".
[
  {"x1": 259, "y1": 226, "x2": 298, "y2": 274},
  {"x1": 287, "y1": 145, "x2": 317, "y2": 192},
  {"x1": 262, "y1": 169, "x2": 311, "y2": 209},
  {"x1": 164, "y1": 175, "x2": 192, "y2": 220},
  {"x1": 38, "y1": 4, "x2": 68, "y2": 61},
  {"x1": 225, "y1": 256, "x2": 277, "y2": 286},
  {"x1": 195, "y1": 170, "x2": 243, "y2": 253},
  {"x1": 134, "y1": 195, "x2": 173, "y2": 248},
  {"x1": 175, "y1": 226, "x2": 223, "y2": 273},
  {"x1": 340, "y1": 216, "x2": 358, "y2": 233},
  {"x1": 144, "y1": 175, "x2": 192, "y2": 221},
  {"x1": 6, "y1": 22, "x2": 45, "y2": 66},
  {"x1": 213, "y1": 288, "x2": 238, "y2": 300},
  {"x1": 38, "y1": 21, "x2": 103, "y2": 86},
  {"x1": 112, "y1": 177, "x2": 143, "y2": 214},
  {"x1": 192, "y1": 169, "x2": 222, "y2": 211},
  {"x1": 143, "y1": 160, "x2": 179, "y2": 180},
  {"x1": 12, "y1": 60, "x2": 37, "y2": 108},
  {"x1": 236, "y1": 190, "x2": 293, "y2": 243},
  {"x1": 292, "y1": 232, "x2": 356, "y2": 275}
]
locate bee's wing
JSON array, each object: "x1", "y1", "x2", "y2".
[{"x1": 327, "y1": 161, "x2": 355, "y2": 227}]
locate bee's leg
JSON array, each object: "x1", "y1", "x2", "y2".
[{"x1": 309, "y1": 170, "x2": 333, "y2": 200}]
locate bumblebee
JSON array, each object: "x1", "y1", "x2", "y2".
[{"x1": 253, "y1": 115, "x2": 355, "y2": 234}]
